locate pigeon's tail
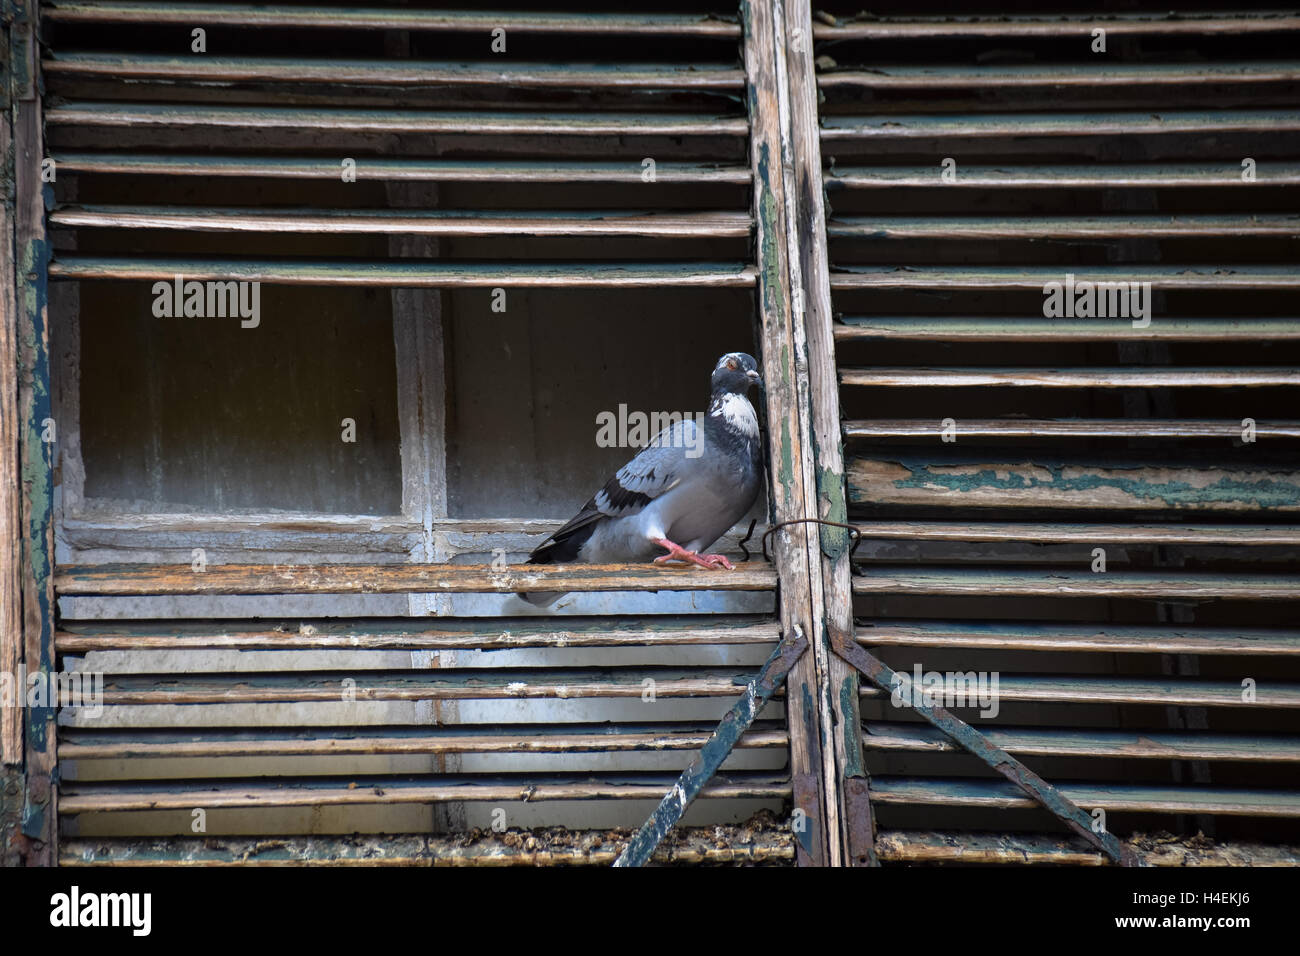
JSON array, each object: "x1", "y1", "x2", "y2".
[{"x1": 517, "y1": 589, "x2": 568, "y2": 608}]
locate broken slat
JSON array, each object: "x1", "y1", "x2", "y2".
[
  {"x1": 844, "y1": 419, "x2": 1300, "y2": 439},
  {"x1": 53, "y1": 561, "x2": 777, "y2": 596},
  {"x1": 825, "y1": 163, "x2": 1300, "y2": 189},
  {"x1": 45, "y1": 3, "x2": 744, "y2": 36},
  {"x1": 828, "y1": 214, "x2": 1300, "y2": 240},
  {"x1": 58, "y1": 723, "x2": 790, "y2": 760},
  {"x1": 49, "y1": 102, "x2": 750, "y2": 136},
  {"x1": 49, "y1": 258, "x2": 758, "y2": 287},
  {"x1": 840, "y1": 367, "x2": 1300, "y2": 388},
  {"x1": 829, "y1": 264, "x2": 1300, "y2": 291},
  {"x1": 858, "y1": 675, "x2": 1300, "y2": 708},
  {"x1": 853, "y1": 521, "x2": 1300, "y2": 546},
  {"x1": 851, "y1": 566, "x2": 1299, "y2": 600},
  {"x1": 855, "y1": 620, "x2": 1300, "y2": 656},
  {"x1": 821, "y1": 110, "x2": 1300, "y2": 140},
  {"x1": 45, "y1": 54, "x2": 745, "y2": 89},
  {"x1": 55, "y1": 616, "x2": 781, "y2": 652},
  {"x1": 51, "y1": 205, "x2": 753, "y2": 238},
  {"x1": 862, "y1": 723, "x2": 1300, "y2": 763},
  {"x1": 52, "y1": 153, "x2": 753, "y2": 183},
  {"x1": 58, "y1": 772, "x2": 792, "y2": 813},
  {"x1": 848, "y1": 456, "x2": 1300, "y2": 512},
  {"x1": 870, "y1": 778, "x2": 1300, "y2": 817}
]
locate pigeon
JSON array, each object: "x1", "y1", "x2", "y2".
[{"x1": 520, "y1": 352, "x2": 765, "y2": 606}]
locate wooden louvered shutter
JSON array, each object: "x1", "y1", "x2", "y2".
[
  {"x1": 802, "y1": 4, "x2": 1300, "y2": 862},
  {"x1": 10, "y1": 1, "x2": 823, "y2": 866}
]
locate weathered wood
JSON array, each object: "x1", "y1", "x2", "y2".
[
  {"x1": 875, "y1": 830, "x2": 1300, "y2": 867},
  {"x1": 60, "y1": 830, "x2": 794, "y2": 867},
  {"x1": 53, "y1": 561, "x2": 777, "y2": 595},
  {"x1": 46, "y1": 4, "x2": 745, "y2": 36},
  {"x1": 45, "y1": 54, "x2": 746, "y2": 89},
  {"x1": 857, "y1": 620, "x2": 1300, "y2": 656},
  {"x1": 59, "y1": 772, "x2": 792, "y2": 813},
  {"x1": 830, "y1": 215, "x2": 1300, "y2": 241},
  {"x1": 849, "y1": 456, "x2": 1300, "y2": 513},
  {"x1": 845, "y1": 419, "x2": 1300, "y2": 439},
  {"x1": 56, "y1": 616, "x2": 781, "y2": 652},
  {"x1": 830, "y1": 265, "x2": 1300, "y2": 291},
  {"x1": 53, "y1": 154, "x2": 753, "y2": 184},
  {"x1": 53, "y1": 205, "x2": 753, "y2": 238},
  {"x1": 59, "y1": 724, "x2": 790, "y2": 760},
  {"x1": 852, "y1": 566, "x2": 1299, "y2": 600},
  {"x1": 826, "y1": 163, "x2": 1300, "y2": 190},
  {"x1": 854, "y1": 521, "x2": 1300, "y2": 546},
  {"x1": 0, "y1": 83, "x2": 19, "y2": 767},
  {"x1": 822, "y1": 110, "x2": 1300, "y2": 140},
  {"x1": 743, "y1": 0, "x2": 829, "y2": 868},
  {"x1": 50, "y1": 102, "x2": 750, "y2": 136},
  {"x1": 862, "y1": 723, "x2": 1300, "y2": 763},
  {"x1": 51, "y1": 258, "x2": 758, "y2": 288},
  {"x1": 782, "y1": 0, "x2": 869, "y2": 867},
  {"x1": 13, "y1": 0, "x2": 57, "y2": 865},
  {"x1": 870, "y1": 778, "x2": 1300, "y2": 817},
  {"x1": 841, "y1": 367, "x2": 1300, "y2": 388},
  {"x1": 818, "y1": 61, "x2": 1300, "y2": 89},
  {"x1": 859, "y1": 675, "x2": 1300, "y2": 708},
  {"x1": 813, "y1": 13, "x2": 1300, "y2": 40}
]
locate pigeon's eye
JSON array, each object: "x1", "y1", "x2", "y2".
[{"x1": 726, "y1": 359, "x2": 738, "y2": 371}]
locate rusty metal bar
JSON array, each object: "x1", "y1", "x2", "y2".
[
  {"x1": 613, "y1": 632, "x2": 808, "y2": 867},
  {"x1": 833, "y1": 638, "x2": 1136, "y2": 865}
]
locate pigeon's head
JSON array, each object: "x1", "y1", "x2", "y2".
[{"x1": 711, "y1": 352, "x2": 763, "y2": 396}]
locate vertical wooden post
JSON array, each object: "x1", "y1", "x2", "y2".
[
  {"x1": 11, "y1": 0, "x2": 58, "y2": 866},
  {"x1": 743, "y1": 0, "x2": 833, "y2": 866},
  {"x1": 778, "y1": 0, "x2": 876, "y2": 865}
]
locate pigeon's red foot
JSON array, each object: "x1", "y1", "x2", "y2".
[{"x1": 652, "y1": 539, "x2": 734, "y2": 570}]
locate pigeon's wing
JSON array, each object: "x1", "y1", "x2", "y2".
[{"x1": 528, "y1": 419, "x2": 699, "y2": 564}]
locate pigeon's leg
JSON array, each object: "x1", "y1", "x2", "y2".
[{"x1": 652, "y1": 538, "x2": 734, "y2": 571}]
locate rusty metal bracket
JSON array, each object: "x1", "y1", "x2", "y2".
[
  {"x1": 613, "y1": 630, "x2": 810, "y2": 867},
  {"x1": 833, "y1": 636, "x2": 1138, "y2": 866}
]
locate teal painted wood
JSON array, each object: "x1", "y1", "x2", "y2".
[
  {"x1": 835, "y1": 641, "x2": 1135, "y2": 864},
  {"x1": 614, "y1": 633, "x2": 808, "y2": 867}
]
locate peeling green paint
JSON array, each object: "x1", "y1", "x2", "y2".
[
  {"x1": 840, "y1": 676, "x2": 865, "y2": 778},
  {"x1": 817, "y1": 465, "x2": 850, "y2": 557}
]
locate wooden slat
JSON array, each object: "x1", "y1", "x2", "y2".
[
  {"x1": 856, "y1": 620, "x2": 1300, "y2": 656},
  {"x1": 851, "y1": 566, "x2": 1299, "y2": 600},
  {"x1": 53, "y1": 153, "x2": 752, "y2": 183},
  {"x1": 821, "y1": 110, "x2": 1300, "y2": 141},
  {"x1": 874, "y1": 830, "x2": 1300, "y2": 866},
  {"x1": 57, "y1": 724, "x2": 790, "y2": 760},
  {"x1": 818, "y1": 61, "x2": 1300, "y2": 89},
  {"x1": 836, "y1": 318, "x2": 1300, "y2": 341},
  {"x1": 849, "y1": 456, "x2": 1300, "y2": 513},
  {"x1": 53, "y1": 562, "x2": 777, "y2": 596},
  {"x1": 45, "y1": 3, "x2": 744, "y2": 37},
  {"x1": 45, "y1": 54, "x2": 745, "y2": 89},
  {"x1": 863, "y1": 723, "x2": 1300, "y2": 762},
  {"x1": 844, "y1": 419, "x2": 1300, "y2": 439},
  {"x1": 828, "y1": 215, "x2": 1300, "y2": 240},
  {"x1": 841, "y1": 367, "x2": 1300, "y2": 388},
  {"x1": 812, "y1": 14, "x2": 1300, "y2": 40},
  {"x1": 870, "y1": 778, "x2": 1300, "y2": 816},
  {"x1": 830, "y1": 265, "x2": 1300, "y2": 291},
  {"x1": 826, "y1": 163, "x2": 1300, "y2": 189},
  {"x1": 49, "y1": 102, "x2": 749, "y2": 136},
  {"x1": 91, "y1": 668, "x2": 764, "y2": 705},
  {"x1": 51, "y1": 205, "x2": 752, "y2": 238},
  {"x1": 60, "y1": 832, "x2": 794, "y2": 867},
  {"x1": 58, "y1": 772, "x2": 791, "y2": 813},
  {"x1": 55, "y1": 616, "x2": 782, "y2": 652},
  {"x1": 854, "y1": 521, "x2": 1300, "y2": 546},
  {"x1": 0, "y1": 94, "x2": 18, "y2": 767},
  {"x1": 49, "y1": 258, "x2": 758, "y2": 287},
  {"x1": 859, "y1": 674, "x2": 1300, "y2": 707}
]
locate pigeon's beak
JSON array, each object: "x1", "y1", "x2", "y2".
[{"x1": 746, "y1": 369, "x2": 763, "y2": 390}]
